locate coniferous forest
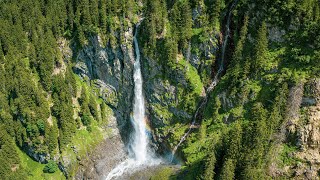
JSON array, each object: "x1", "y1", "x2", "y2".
[{"x1": 0, "y1": 0, "x2": 320, "y2": 179}]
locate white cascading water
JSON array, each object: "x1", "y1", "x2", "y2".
[
  {"x1": 130, "y1": 22, "x2": 149, "y2": 163},
  {"x1": 106, "y1": 21, "x2": 159, "y2": 180}
]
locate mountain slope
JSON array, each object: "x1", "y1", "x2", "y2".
[{"x1": 0, "y1": 0, "x2": 319, "y2": 179}]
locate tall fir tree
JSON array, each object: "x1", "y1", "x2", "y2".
[{"x1": 254, "y1": 22, "x2": 268, "y2": 74}]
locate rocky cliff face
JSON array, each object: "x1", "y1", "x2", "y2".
[
  {"x1": 291, "y1": 79, "x2": 320, "y2": 179},
  {"x1": 73, "y1": 21, "x2": 137, "y2": 178},
  {"x1": 74, "y1": 24, "x2": 135, "y2": 142},
  {"x1": 266, "y1": 79, "x2": 320, "y2": 179},
  {"x1": 141, "y1": 32, "x2": 219, "y2": 153},
  {"x1": 75, "y1": 115, "x2": 127, "y2": 179}
]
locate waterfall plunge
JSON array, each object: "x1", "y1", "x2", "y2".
[
  {"x1": 105, "y1": 21, "x2": 160, "y2": 180},
  {"x1": 130, "y1": 23, "x2": 149, "y2": 163}
]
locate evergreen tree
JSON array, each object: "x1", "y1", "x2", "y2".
[
  {"x1": 211, "y1": 0, "x2": 221, "y2": 28},
  {"x1": 90, "y1": 0, "x2": 99, "y2": 27},
  {"x1": 59, "y1": 102, "x2": 76, "y2": 148},
  {"x1": 170, "y1": 0, "x2": 193, "y2": 50},
  {"x1": 43, "y1": 160, "x2": 58, "y2": 173},
  {"x1": 81, "y1": 0, "x2": 91, "y2": 27},
  {"x1": 179, "y1": 1, "x2": 193, "y2": 49},
  {"x1": 164, "y1": 38, "x2": 178, "y2": 65},
  {"x1": 225, "y1": 122, "x2": 242, "y2": 160},
  {"x1": 232, "y1": 15, "x2": 249, "y2": 67},
  {"x1": 249, "y1": 103, "x2": 268, "y2": 167},
  {"x1": 66, "y1": 0, "x2": 75, "y2": 31},
  {"x1": 111, "y1": 0, "x2": 120, "y2": 15},
  {"x1": 0, "y1": 125, "x2": 24, "y2": 179},
  {"x1": 204, "y1": 150, "x2": 217, "y2": 180},
  {"x1": 219, "y1": 158, "x2": 236, "y2": 180},
  {"x1": 269, "y1": 83, "x2": 288, "y2": 134},
  {"x1": 99, "y1": 0, "x2": 108, "y2": 35},
  {"x1": 253, "y1": 22, "x2": 268, "y2": 74},
  {"x1": 47, "y1": 122, "x2": 59, "y2": 154}
]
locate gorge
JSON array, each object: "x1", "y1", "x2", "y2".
[{"x1": 0, "y1": 0, "x2": 320, "y2": 180}]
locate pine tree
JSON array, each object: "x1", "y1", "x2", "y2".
[
  {"x1": 147, "y1": 15, "x2": 157, "y2": 54},
  {"x1": 211, "y1": 0, "x2": 221, "y2": 28},
  {"x1": 59, "y1": 102, "x2": 76, "y2": 148},
  {"x1": 79, "y1": 87, "x2": 88, "y2": 106},
  {"x1": 232, "y1": 15, "x2": 249, "y2": 67},
  {"x1": 225, "y1": 122, "x2": 242, "y2": 160},
  {"x1": 219, "y1": 158, "x2": 236, "y2": 180},
  {"x1": 47, "y1": 122, "x2": 59, "y2": 153},
  {"x1": 254, "y1": 22, "x2": 268, "y2": 74},
  {"x1": 0, "y1": 68, "x2": 5, "y2": 92},
  {"x1": 99, "y1": 0, "x2": 107, "y2": 35},
  {"x1": 228, "y1": 15, "x2": 249, "y2": 92},
  {"x1": 204, "y1": 150, "x2": 217, "y2": 180},
  {"x1": 66, "y1": 0, "x2": 75, "y2": 31},
  {"x1": 250, "y1": 103, "x2": 268, "y2": 167},
  {"x1": 269, "y1": 83, "x2": 288, "y2": 133},
  {"x1": 90, "y1": 0, "x2": 99, "y2": 26},
  {"x1": 170, "y1": 2, "x2": 180, "y2": 41},
  {"x1": 0, "y1": 128, "x2": 20, "y2": 164},
  {"x1": 198, "y1": 123, "x2": 207, "y2": 140},
  {"x1": 106, "y1": 0, "x2": 112, "y2": 15},
  {"x1": 78, "y1": 87, "x2": 92, "y2": 127},
  {"x1": 111, "y1": 0, "x2": 120, "y2": 15},
  {"x1": 81, "y1": 0, "x2": 91, "y2": 27},
  {"x1": 178, "y1": 1, "x2": 193, "y2": 49},
  {"x1": 164, "y1": 38, "x2": 178, "y2": 65}
]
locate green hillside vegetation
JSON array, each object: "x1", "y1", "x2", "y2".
[
  {"x1": 0, "y1": 0, "x2": 124, "y2": 178},
  {"x1": 139, "y1": 0, "x2": 319, "y2": 179},
  {"x1": 0, "y1": 0, "x2": 319, "y2": 179}
]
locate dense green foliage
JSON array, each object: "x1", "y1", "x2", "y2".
[
  {"x1": 43, "y1": 160, "x2": 58, "y2": 173},
  {"x1": 138, "y1": 0, "x2": 319, "y2": 179},
  {"x1": 0, "y1": 0, "x2": 319, "y2": 179},
  {"x1": 0, "y1": 0, "x2": 124, "y2": 178}
]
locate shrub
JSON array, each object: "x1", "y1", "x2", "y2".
[{"x1": 43, "y1": 160, "x2": 58, "y2": 173}]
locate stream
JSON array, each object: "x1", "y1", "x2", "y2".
[{"x1": 171, "y1": 0, "x2": 239, "y2": 159}]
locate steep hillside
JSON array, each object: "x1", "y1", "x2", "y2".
[
  {"x1": 0, "y1": 0, "x2": 319, "y2": 179},
  {"x1": 0, "y1": 0, "x2": 140, "y2": 179}
]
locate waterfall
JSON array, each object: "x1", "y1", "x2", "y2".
[
  {"x1": 105, "y1": 21, "x2": 160, "y2": 180},
  {"x1": 171, "y1": 0, "x2": 239, "y2": 161},
  {"x1": 130, "y1": 20, "x2": 151, "y2": 163}
]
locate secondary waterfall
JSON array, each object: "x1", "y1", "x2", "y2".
[
  {"x1": 105, "y1": 21, "x2": 159, "y2": 180},
  {"x1": 171, "y1": 0, "x2": 239, "y2": 160}
]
